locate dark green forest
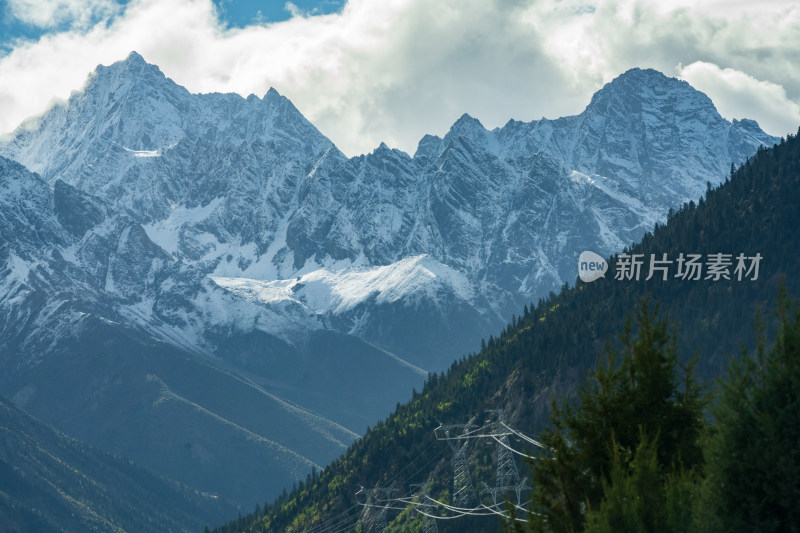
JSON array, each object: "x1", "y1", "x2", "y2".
[
  {"x1": 212, "y1": 129, "x2": 800, "y2": 532},
  {"x1": 516, "y1": 291, "x2": 800, "y2": 532}
]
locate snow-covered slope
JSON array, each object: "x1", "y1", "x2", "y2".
[{"x1": 212, "y1": 255, "x2": 472, "y2": 317}]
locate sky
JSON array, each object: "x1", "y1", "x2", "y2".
[{"x1": 0, "y1": 0, "x2": 798, "y2": 157}]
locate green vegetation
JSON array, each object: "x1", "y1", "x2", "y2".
[
  {"x1": 512, "y1": 292, "x2": 800, "y2": 533},
  {"x1": 212, "y1": 131, "x2": 800, "y2": 532},
  {"x1": 525, "y1": 301, "x2": 705, "y2": 532},
  {"x1": 704, "y1": 293, "x2": 800, "y2": 532}
]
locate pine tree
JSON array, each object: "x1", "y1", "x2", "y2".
[
  {"x1": 524, "y1": 300, "x2": 705, "y2": 532},
  {"x1": 582, "y1": 434, "x2": 703, "y2": 533},
  {"x1": 583, "y1": 436, "x2": 662, "y2": 533},
  {"x1": 705, "y1": 292, "x2": 800, "y2": 532}
]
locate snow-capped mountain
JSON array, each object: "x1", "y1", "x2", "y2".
[
  {"x1": 0, "y1": 52, "x2": 777, "y2": 505},
  {"x1": 2, "y1": 54, "x2": 776, "y2": 368}
]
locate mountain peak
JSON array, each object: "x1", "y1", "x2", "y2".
[
  {"x1": 732, "y1": 117, "x2": 764, "y2": 132},
  {"x1": 600, "y1": 67, "x2": 690, "y2": 94},
  {"x1": 90, "y1": 51, "x2": 171, "y2": 91},
  {"x1": 445, "y1": 113, "x2": 487, "y2": 142},
  {"x1": 619, "y1": 66, "x2": 668, "y2": 79},
  {"x1": 413, "y1": 134, "x2": 442, "y2": 159},
  {"x1": 453, "y1": 112, "x2": 483, "y2": 128},
  {"x1": 123, "y1": 50, "x2": 146, "y2": 65},
  {"x1": 585, "y1": 66, "x2": 713, "y2": 117}
]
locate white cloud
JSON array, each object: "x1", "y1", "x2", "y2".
[
  {"x1": 679, "y1": 62, "x2": 800, "y2": 137},
  {"x1": 6, "y1": 0, "x2": 119, "y2": 28},
  {"x1": 0, "y1": 0, "x2": 798, "y2": 156}
]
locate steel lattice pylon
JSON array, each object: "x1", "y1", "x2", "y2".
[
  {"x1": 495, "y1": 432, "x2": 519, "y2": 488},
  {"x1": 452, "y1": 435, "x2": 475, "y2": 507},
  {"x1": 484, "y1": 409, "x2": 528, "y2": 507},
  {"x1": 409, "y1": 483, "x2": 439, "y2": 533},
  {"x1": 438, "y1": 418, "x2": 477, "y2": 508},
  {"x1": 352, "y1": 414, "x2": 540, "y2": 529},
  {"x1": 359, "y1": 485, "x2": 396, "y2": 532}
]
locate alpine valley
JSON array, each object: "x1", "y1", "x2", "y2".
[{"x1": 0, "y1": 52, "x2": 777, "y2": 510}]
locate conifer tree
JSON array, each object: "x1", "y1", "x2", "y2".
[
  {"x1": 524, "y1": 300, "x2": 705, "y2": 532},
  {"x1": 704, "y1": 293, "x2": 800, "y2": 532}
]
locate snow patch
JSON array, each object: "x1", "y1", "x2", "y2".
[
  {"x1": 143, "y1": 198, "x2": 224, "y2": 254},
  {"x1": 211, "y1": 254, "x2": 473, "y2": 315},
  {"x1": 122, "y1": 147, "x2": 160, "y2": 158}
]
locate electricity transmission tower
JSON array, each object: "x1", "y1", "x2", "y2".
[
  {"x1": 358, "y1": 485, "x2": 397, "y2": 532},
  {"x1": 355, "y1": 413, "x2": 540, "y2": 528},
  {"x1": 409, "y1": 483, "x2": 439, "y2": 533},
  {"x1": 482, "y1": 410, "x2": 529, "y2": 507},
  {"x1": 436, "y1": 418, "x2": 477, "y2": 508}
]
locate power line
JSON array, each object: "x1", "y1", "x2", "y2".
[
  {"x1": 353, "y1": 414, "x2": 543, "y2": 528},
  {"x1": 409, "y1": 483, "x2": 439, "y2": 533},
  {"x1": 303, "y1": 436, "x2": 450, "y2": 533},
  {"x1": 357, "y1": 485, "x2": 397, "y2": 532}
]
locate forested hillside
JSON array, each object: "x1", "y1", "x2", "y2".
[{"x1": 213, "y1": 130, "x2": 800, "y2": 532}]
